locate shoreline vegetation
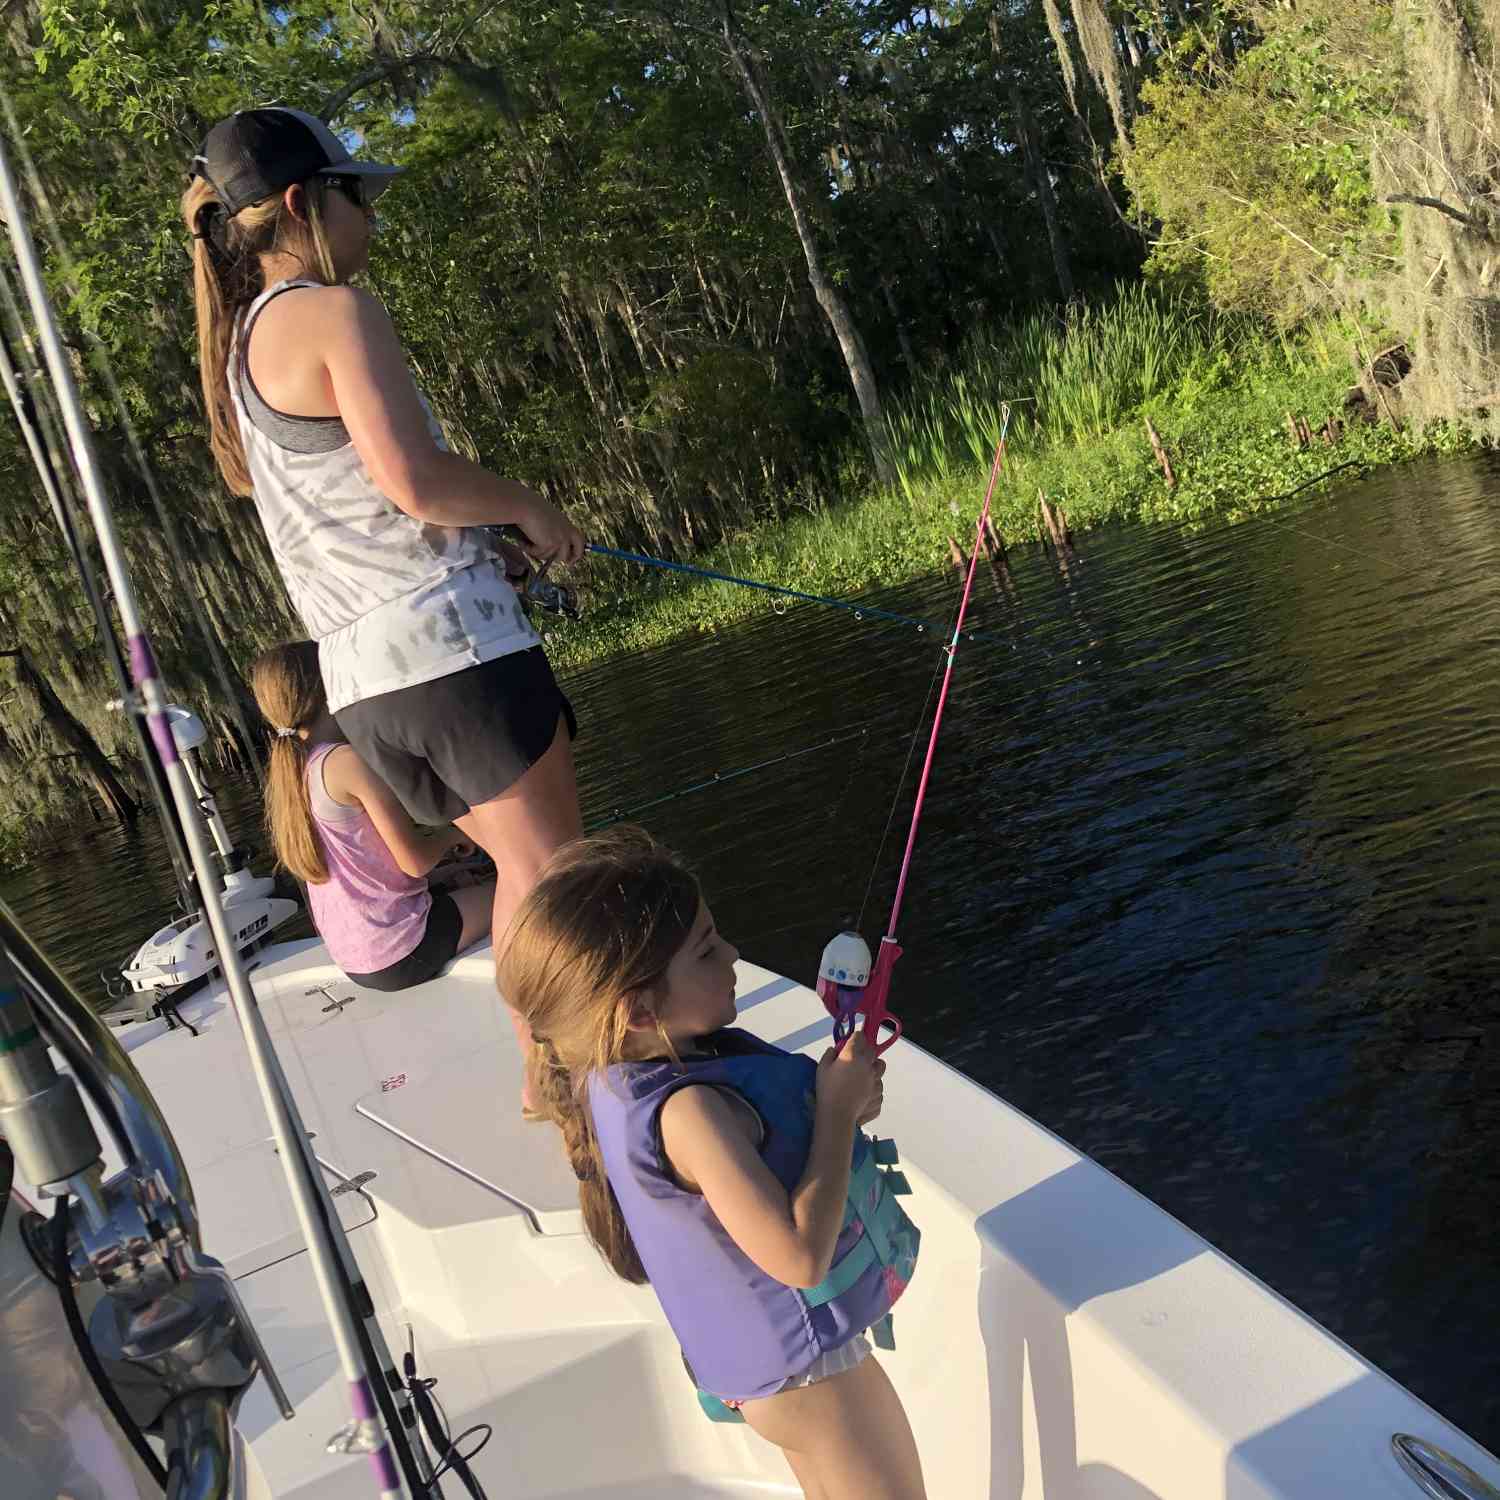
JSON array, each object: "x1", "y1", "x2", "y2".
[
  {"x1": 2, "y1": 0, "x2": 1494, "y2": 852},
  {"x1": 547, "y1": 294, "x2": 1464, "y2": 673},
  {"x1": 0, "y1": 293, "x2": 1466, "y2": 867}
]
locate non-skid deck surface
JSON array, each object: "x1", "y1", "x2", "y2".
[{"x1": 355, "y1": 1038, "x2": 583, "y2": 1234}]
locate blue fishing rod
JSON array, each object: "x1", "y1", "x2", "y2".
[
  {"x1": 585, "y1": 543, "x2": 1005, "y2": 643},
  {"x1": 491, "y1": 525, "x2": 1005, "y2": 643}
]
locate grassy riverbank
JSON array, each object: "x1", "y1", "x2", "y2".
[
  {"x1": 0, "y1": 295, "x2": 1468, "y2": 856},
  {"x1": 547, "y1": 292, "x2": 1465, "y2": 671}
]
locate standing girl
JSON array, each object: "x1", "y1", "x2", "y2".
[
  {"x1": 252, "y1": 641, "x2": 494, "y2": 991},
  {"x1": 498, "y1": 828, "x2": 925, "y2": 1500},
  {"x1": 182, "y1": 107, "x2": 583, "y2": 1090}
]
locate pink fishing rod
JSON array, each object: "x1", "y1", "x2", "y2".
[{"x1": 818, "y1": 406, "x2": 1012, "y2": 1054}]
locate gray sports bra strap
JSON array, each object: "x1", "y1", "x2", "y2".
[{"x1": 236, "y1": 283, "x2": 350, "y2": 454}]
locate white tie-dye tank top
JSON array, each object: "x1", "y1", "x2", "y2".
[{"x1": 229, "y1": 279, "x2": 538, "y2": 714}]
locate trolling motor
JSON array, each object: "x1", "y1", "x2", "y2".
[
  {"x1": 0, "y1": 911, "x2": 289, "y2": 1500},
  {"x1": 110, "y1": 707, "x2": 298, "y2": 1020}
]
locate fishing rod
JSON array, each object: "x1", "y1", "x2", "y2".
[
  {"x1": 0, "y1": 274, "x2": 201, "y2": 918},
  {"x1": 0, "y1": 101, "x2": 420, "y2": 1500},
  {"x1": 586, "y1": 541, "x2": 1007, "y2": 644},
  {"x1": 815, "y1": 406, "x2": 1014, "y2": 1056}
]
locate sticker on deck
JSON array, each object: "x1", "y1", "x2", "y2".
[{"x1": 379, "y1": 1073, "x2": 407, "y2": 1093}]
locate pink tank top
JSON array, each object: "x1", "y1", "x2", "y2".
[{"x1": 304, "y1": 743, "x2": 431, "y2": 974}]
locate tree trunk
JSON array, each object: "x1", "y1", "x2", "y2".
[
  {"x1": 0, "y1": 645, "x2": 138, "y2": 822},
  {"x1": 719, "y1": 8, "x2": 894, "y2": 487},
  {"x1": 880, "y1": 274, "x2": 918, "y2": 369}
]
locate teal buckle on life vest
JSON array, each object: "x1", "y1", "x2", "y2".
[
  {"x1": 872, "y1": 1314, "x2": 896, "y2": 1351},
  {"x1": 872, "y1": 1137, "x2": 900, "y2": 1166},
  {"x1": 696, "y1": 1389, "x2": 746, "y2": 1424},
  {"x1": 883, "y1": 1170, "x2": 911, "y2": 1196}
]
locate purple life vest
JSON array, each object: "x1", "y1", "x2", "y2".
[{"x1": 587, "y1": 1029, "x2": 919, "y2": 1402}]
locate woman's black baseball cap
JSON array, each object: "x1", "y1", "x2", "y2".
[{"x1": 191, "y1": 106, "x2": 401, "y2": 214}]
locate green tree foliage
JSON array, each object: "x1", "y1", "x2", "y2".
[
  {"x1": 1124, "y1": 3, "x2": 1402, "y2": 321},
  {"x1": 34, "y1": 0, "x2": 1483, "y2": 836},
  {"x1": 1125, "y1": 0, "x2": 1500, "y2": 447}
]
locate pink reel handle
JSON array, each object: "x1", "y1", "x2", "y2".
[{"x1": 866, "y1": 1012, "x2": 902, "y2": 1055}]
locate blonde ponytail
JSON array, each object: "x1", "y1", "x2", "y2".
[
  {"x1": 529, "y1": 1033, "x2": 647, "y2": 1283},
  {"x1": 248, "y1": 640, "x2": 330, "y2": 884},
  {"x1": 499, "y1": 828, "x2": 703, "y2": 1285},
  {"x1": 181, "y1": 174, "x2": 341, "y2": 496}
]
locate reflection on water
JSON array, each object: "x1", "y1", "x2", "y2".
[{"x1": 6, "y1": 452, "x2": 1500, "y2": 1444}]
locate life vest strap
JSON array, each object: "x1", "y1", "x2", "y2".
[{"x1": 805, "y1": 1148, "x2": 910, "y2": 1307}]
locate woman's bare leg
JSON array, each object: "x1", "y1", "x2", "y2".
[
  {"x1": 455, "y1": 715, "x2": 581, "y2": 1109},
  {"x1": 740, "y1": 1356, "x2": 924, "y2": 1500}
]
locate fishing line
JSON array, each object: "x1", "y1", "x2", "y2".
[
  {"x1": 1239, "y1": 472, "x2": 1410, "y2": 575},
  {"x1": 854, "y1": 412, "x2": 1014, "y2": 932},
  {"x1": 855, "y1": 595, "x2": 959, "y2": 934},
  {"x1": 587, "y1": 725, "x2": 871, "y2": 830},
  {"x1": 587, "y1": 542, "x2": 1009, "y2": 646},
  {"x1": 824, "y1": 710, "x2": 873, "y2": 837}
]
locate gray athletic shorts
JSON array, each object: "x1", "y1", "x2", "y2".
[{"x1": 335, "y1": 646, "x2": 577, "y2": 825}]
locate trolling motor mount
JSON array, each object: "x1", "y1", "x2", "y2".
[{"x1": 0, "y1": 925, "x2": 291, "y2": 1495}]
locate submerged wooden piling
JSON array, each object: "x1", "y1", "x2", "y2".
[
  {"x1": 979, "y1": 515, "x2": 1017, "y2": 599},
  {"x1": 1038, "y1": 491, "x2": 1073, "y2": 551},
  {"x1": 1144, "y1": 416, "x2": 1176, "y2": 487}
]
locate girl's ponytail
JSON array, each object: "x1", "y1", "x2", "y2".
[
  {"x1": 499, "y1": 828, "x2": 703, "y2": 1287},
  {"x1": 529, "y1": 1034, "x2": 647, "y2": 1283},
  {"x1": 249, "y1": 641, "x2": 330, "y2": 884}
]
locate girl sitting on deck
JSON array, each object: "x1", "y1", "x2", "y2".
[
  {"x1": 498, "y1": 827, "x2": 925, "y2": 1500},
  {"x1": 252, "y1": 640, "x2": 495, "y2": 992}
]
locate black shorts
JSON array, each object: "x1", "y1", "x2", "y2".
[
  {"x1": 344, "y1": 889, "x2": 463, "y2": 992},
  {"x1": 335, "y1": 647, "x2": 577, "y2": 825}
]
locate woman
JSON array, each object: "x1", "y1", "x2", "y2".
[{"x1": 183, "y1": 107, "x2": 583, "y2": 1097}]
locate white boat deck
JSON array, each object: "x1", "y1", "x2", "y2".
[{"x1": 77, "y1": 936, "x2": 1500, "y2": 1498}]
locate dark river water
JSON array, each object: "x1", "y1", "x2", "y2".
[{"x1": 5, "y1": 452, "x2": 1499, "y2": 1447}]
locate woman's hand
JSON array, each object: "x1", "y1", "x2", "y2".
[
  {"x1": 496, "y1": 538, "x2": 532, "y2": 585},
  {"x1": 514, "y1": 496, "x2": 587, "y2": 566}
]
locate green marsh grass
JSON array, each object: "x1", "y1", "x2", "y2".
[{"x1": 547, "y1": 294, "x2": 1463, "y2": 673}]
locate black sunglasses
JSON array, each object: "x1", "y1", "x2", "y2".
[{"x1": 322, "y1": 174, "x2": 368, "y2": 211}]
